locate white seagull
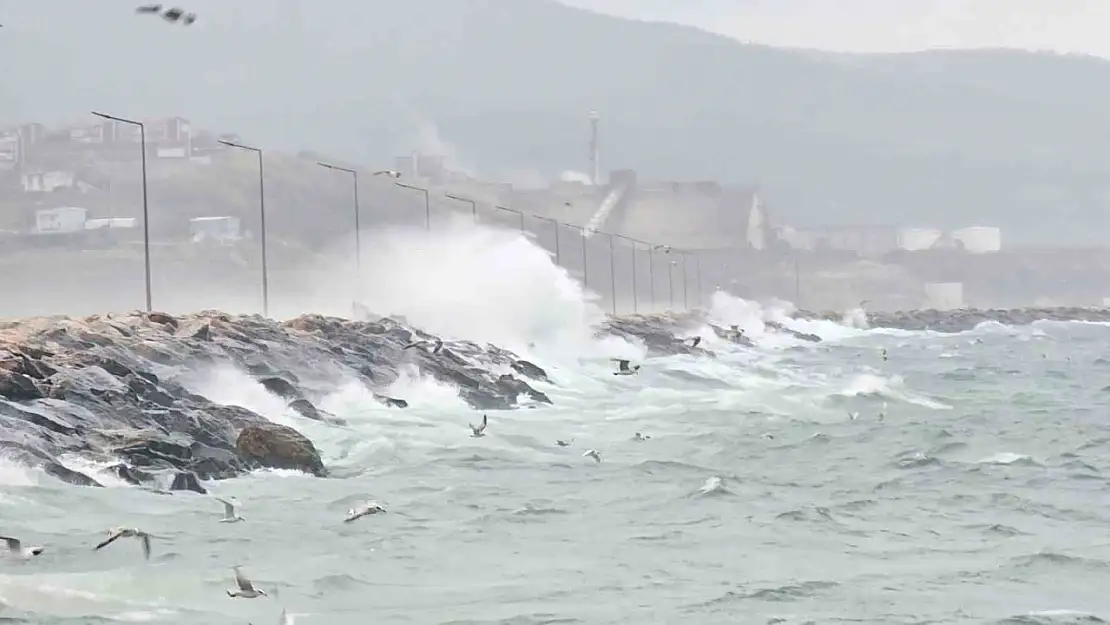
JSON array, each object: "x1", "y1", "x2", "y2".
[
  {"x1": 344, "y1": 501, "x2": 387, "y2": 523},
  {"x1": 0, "y1": 535, "x2": 44, "y2": 557},
  {"x1": 583, "y1": 449, "x2": 602, "y2": 463},
  {"x1": 95, "y1": 527, "x2": 152, "y2": 560},
  {"x1": 227, "y1": 565, "x2": 267, "y2": 598},
  {"x1": 216, "y1": 497, "x2": 245, "y2": 523},
  {"x1": 611, "y1": 358, "x2": 640, "y2": 376},
  {"x1": 555, "y1": 439, "x2": 573, "y2": 447},
  {"x1": 373, "y1": 169, "x2": 402, "y2": 178},
  {"x1": 469, "y1": 414, "x2": 488, "y2": 438}
]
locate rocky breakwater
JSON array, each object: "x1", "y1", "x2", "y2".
[
  {"x1": 794, "y1": 307, "x2": 1110, "y2": 333},
  {"x1": 0, "y1": 311, "x2": 553, "y2": 491}
]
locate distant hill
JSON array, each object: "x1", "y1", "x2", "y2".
[{"x1": 3, "y1": 0, "x2": 1110, "y2": 244}]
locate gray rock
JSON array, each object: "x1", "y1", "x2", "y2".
[{"x1": 169, "y1": 470, "x2": 207, "y2": 494}]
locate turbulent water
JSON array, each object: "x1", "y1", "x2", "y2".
[{"x1": 2, "y1": 226, "x2": 1109, "y2": 624}]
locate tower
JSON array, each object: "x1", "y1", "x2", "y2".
[{"x1": 588, "y1": 110, "x2": 600, "y2": 186}]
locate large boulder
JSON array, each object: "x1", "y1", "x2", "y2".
[
  {"x1": 0, "y1": 370, "x2": 43, "y2": 402},
  {"x1": 235, "y1": 423, "x2": 327, "y2": 477}
]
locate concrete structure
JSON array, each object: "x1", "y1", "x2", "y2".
[
  {"x1": 34, "y1": 207, "x2": 88, "y2": 234},
  {"x1": 189, "y1": 216, "x2": 241, "y2": 243},
  {"x1": 85, "y1": 218, "x2": 137, "y2": 230},
  {"x1": 924, "y1": 282, "x2": 964, "y2": 310},
  {"x1": 951, "y1": 226, "x2": 1001, "y2": 253},
  {"x1": 897, "y1": 227, "x2": 944, "y2": 251}
]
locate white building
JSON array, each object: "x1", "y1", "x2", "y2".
[
  {"x1": 950, "y1": 226, "x2": 1001, "y2": 253},
  {"x1": 34, "y1": 207, "x2": 88, "y2": 234}
]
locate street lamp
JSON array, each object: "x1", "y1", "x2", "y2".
[
  {"x1": 612, "y1": 233, "x2": 638, "y2": 314},
  {"x1": 533, "y1": 215, "x2": 561, "y2": 266},
  {"x1": 604, "y1": 232, "x2": 617, "y2": 315},
  {"x1": 692, "y1": 253, "x2": 702, "y2": 308},
  {"x1": 395, "y1": 182, "x2": 430, "y2": 230},
  {"x1": 92, "y1": 111, "x2": 151, "y2": 312},
  {"x1": 495, "y1": 205, "x2": 525, "y2": 232},
  {"x1": 444, "y1": 193, "x2": 477, "y2": 222},
  {"x1": 578, "y1": 226, "x2": 589, "y2": 291},
  {"x1": 317, "y1": 162, "x2": 361, "y2": 279},
  {"x1": 681, "y1": 252, "x2": 690, "y2": 310},
  {"x1": 218, "y1": 138, "x2": 269, "y2": 317},
  {"x1": 668, "y1": 260, "x2": 678, "y2": 310}
]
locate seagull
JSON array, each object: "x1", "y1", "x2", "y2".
[
  {"x1": 344, "y1": 501, "x2": 387, "y2": 523},
  {"x1": 583, "y1": 449, "x2": 602, "y2": 463},
  {"x1": 161, "y1": 7, "x2": 194, "y2": 23},
  {"x1": 684, "y1": 336, "x2": 702, "y2": 348},
  {"x1": 555, "y1": 439, "x2": 573, "y2": 447},
  {"x1": 611, "y1": 358, "x2": 640, "y2": 376},
  {"x1": 372, "y1": 169, "x2": 402, "y2": 178},
  {"x1": 880, "y1": 348, "x2": 888, "y2": 362},
  {"x1": 227, "y1": 565, "x2": 267, "y2": 598},
  {"x1": 0, "y1": 536, "x2": 44, "y2": 557},
  {"x1": 632, "y1": 432, "x2": 651, "y2": 441},
  {"x1": 216, "y1": 497, "x2": 245, "y2": 523},
  {"x1": 469, "y1": 414, "x2": 488, "y2": 437},
  {"x1": 402, "y1": 338, "x2": 443, "y2": 355},
  {"x1": 135, "y1": 4, "x2": 162, "y2": 13},
  {"x1": 95, "y1": 527, "x2": 152, "y2": 560}
]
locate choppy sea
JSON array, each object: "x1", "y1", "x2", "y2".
[{"x1": 2, "y1": 294, "x2": 1109, "y2": 625}]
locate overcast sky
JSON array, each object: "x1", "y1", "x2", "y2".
[{"x1": 561, "y1": 0, "x2": 1110, "y2": 58}]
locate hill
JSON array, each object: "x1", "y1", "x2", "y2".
[{"x1": 3, "y1": 0, "x2": 1110, "y2": 243}]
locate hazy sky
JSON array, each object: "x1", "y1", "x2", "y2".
[{"x1": 561, "y1": 0, "x2": 1110, "y2": 58}]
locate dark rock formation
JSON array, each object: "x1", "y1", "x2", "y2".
[
  {"x1": 235, "y1": 423, "x2": 327, "y2": 477},
  {"x1": 169, "y1": 470, "x2": 207, "y2": 494},
  {"x1": 0, "y1": 309, "x2": 558, "y2": 489}
]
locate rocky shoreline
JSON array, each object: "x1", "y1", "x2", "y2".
[
  {"x1": 793, "y1": 306, "x2": 1110, "y2": 332},
  {"x1": 1, "y1": 305, "x2": 1102, "y2": 491},
  {"x1": 0, "y1": 310, "x2": 561, "y2": 492}
]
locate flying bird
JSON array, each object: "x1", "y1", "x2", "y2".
[
  {"x1": 469, "y1": 414, "x2": 488, "y2": 438},
  {"x1": 344, "y1": 501, "x2": 387, "y2": 523},
  {"x1": 611, "y1": 358, "x2": 640, "y2": 376},
  {"x1": 372, "y1": 169, "x2": 402, "y2": 178},
  {"x1": 0, "y1": 535, "x2": 44, "y2": 557},
  {"x1": 216, "y1": 497, "x2": 245, "y2": 523},
  {"x1": 95, "y1": 527, "x2": 152, "y2": 560},
  {"x1": 136, "y1": 5, "x2": 196, "y2": 25},
  {"x1": 583, "y1": 449, "x2": 602, "y2": 463},
  {"x1": 402, "y1": 338, "x2": 443, "y2": 355},
  {"x1": 555, "y1": 439, "x2": 573, "y2": 447},
  {"x1": 227, "y1": 565, "x2": 268, "y2": 598}
]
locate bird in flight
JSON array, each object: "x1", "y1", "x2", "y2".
[{"x1": 136, "y1": 5, "x2": 197, "y2": 25}]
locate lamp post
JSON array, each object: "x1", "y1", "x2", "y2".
[
  {"x1": 681, "y1": 252, "x2": 689, "y2": 310},
  {"x1": 93, "y1": 111, "x2": 151, "y2": 312},
  {"x1": 578, "y1": 226, "x2": 589, "y2": 291},
  {"x1": 218, "y1": 139, "x2": 269, "y2": 317},
  {"x1": 612, "y1": 233, "x2": 638, "y2": 314},
  {"x1": 316, "y1": 162, "x2": 361, "y2": 279},
  {"x1": 605, "y1": 232, "x2": 617, "y2": 315},
  {"x1": 495, "y1": 205, "x2": 525, "y2": 232},
  {"x1": 693, "y1": 253, "x2": 702, "y2": 308},
  {"x1": 533, "y1": 215, "x2": 561, "y2": 266},
  {"x1": 395, "y1": 182, "x2": 430, "y2": 230},
  {"x1": 445, "y1": 193, "x2": 477, "y2": 222},
  {"x1": 668, "y1": 260, "x2": 677, "y2": 310}
]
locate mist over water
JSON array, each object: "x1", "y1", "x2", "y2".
[{"x1": 2, "y1": 223, "x2": 1109, "y2": 624}]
